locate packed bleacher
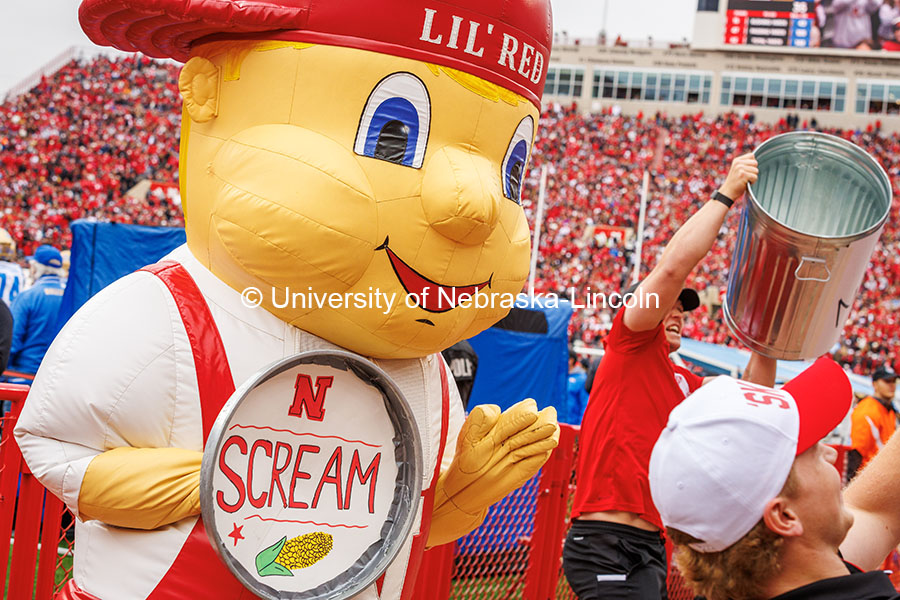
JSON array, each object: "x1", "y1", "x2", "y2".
[
  {"x1": 2, "y1": 55, "x2": 900, "y2": 375},
  {"x1": 526, "y1": 104, "x2": 900, "y2": 376},
  {"x1": 0, "y1": 55, "x2": 183, "y2": 257}
]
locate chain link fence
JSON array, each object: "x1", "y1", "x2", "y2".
[
  {"x1": 0, "y1": 384, "x2": 74, "y2": 600},
  {"x1": 428, "y1": 424, "x2": 696, "y2": 600},
  {"x1": 450, "y1": 477, "x2": 541, "y2": 599}
]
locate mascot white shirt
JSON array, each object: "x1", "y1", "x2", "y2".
[{"x1": 15, "y1": 244, "x2": 463, "y2": 600}]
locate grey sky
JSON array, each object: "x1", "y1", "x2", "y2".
[
  {"x1": 554, "y1": 0, "x2": 697, "y2": 42},
  {"x1": 0, "y1": 0, "x2": 698, "y2": 96}
]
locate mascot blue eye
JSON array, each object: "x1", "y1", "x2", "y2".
[
  {"x1": 504, "y1": 140, "x2": 528, "y2": 202},
  {"x1": 354, "y1": 73, "x2": 431, "y2": 168},
  {"x1": 501, "y1": 116, "x2": 534, "y2": 204}
]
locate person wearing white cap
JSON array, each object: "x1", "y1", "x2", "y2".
[{"x1": 650, "y1": 356, "x2": 900, "y2": 600}]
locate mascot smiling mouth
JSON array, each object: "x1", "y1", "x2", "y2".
[{"x1": 377, "y1": 237, "x2": 492, "y2": 315}]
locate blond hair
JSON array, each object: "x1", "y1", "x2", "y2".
[
  {"x1": 191, "y1": 39, "x2": 526, "y2": 104},
  {"x1": 192, "y1": 40, "x2": 314, "y2": 81},
  {"x1": 667, "y1": 469, "x2": 799, "y2": 600},
  {"x1": 425, "y1": 64, "x2": 526, "y2": 106}
]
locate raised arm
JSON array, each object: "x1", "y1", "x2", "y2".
[
  {"x1": 742, "y1": 351, "x2": 777, "y2": 387},
  {"x1": 624, "y1": 153, "x2": 758, "y2": 332},
  {"x1": 840, "y1": 420, "x2": 900, "y2": 569}
]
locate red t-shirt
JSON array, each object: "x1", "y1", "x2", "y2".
[{"x1": 571, "y1": 308, "x2": 703, "y2": 528}]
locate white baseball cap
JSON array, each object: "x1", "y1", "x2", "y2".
[{"x1": 648, "y1": 357, "x2": 851, "y2": 553}]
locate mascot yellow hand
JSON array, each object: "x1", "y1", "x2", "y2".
[
  {"x1": 78, "y1": 448, "x2": 202, "y2": 530},
  {"x1": 427, "y1": 399, "x2": 559, "y2": 547}
]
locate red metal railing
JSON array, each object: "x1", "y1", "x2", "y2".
[
  {"x1": 414, "y1": 424, "x2": 696, "y2": 600},
  {"x1": 0, "y1": 384, "x2": 74, "y2": 600},
  {"x1": 0, "y1": 384, "x2": 854, "y2": 600}
]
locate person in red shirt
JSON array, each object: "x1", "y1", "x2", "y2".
[{"x1": 562, "y1": 153, "x2": 777, "y2": 600}]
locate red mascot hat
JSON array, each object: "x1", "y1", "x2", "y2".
[{"x1": 79, "y1": 0, "x2": 552, "y2": 107}]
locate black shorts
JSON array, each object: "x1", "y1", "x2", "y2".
[{"x1": 562, "y1": 520, "x2": 668, "y2": 600}]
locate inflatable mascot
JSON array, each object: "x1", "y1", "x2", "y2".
[{"x1": 15, "y1": 1, "x2": 558, "y2": 599}]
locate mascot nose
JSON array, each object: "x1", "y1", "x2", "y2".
[{"x1": 421, "y1": 146, "x2": 501, "y2": 246}]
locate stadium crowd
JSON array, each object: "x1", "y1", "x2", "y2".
[
  {"x1": 525, "y1": 104, "x2": 900, "y2": 376},
  {"x1": 0, "y1": 54, "x2": 183, "y2": 257},
  {"x1": 1, "y1": 55, "x2": 900, "y2": 375}
]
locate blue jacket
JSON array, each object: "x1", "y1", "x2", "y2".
[
  {"x1": 566, "y1": 369, "x2": 590, "y2": 424},
  {"x1": 10, "y1": 275, "x2": 65, "y2": 375}
]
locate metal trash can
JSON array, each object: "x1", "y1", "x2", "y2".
[{"x1": 723, "y1": 132, "x2": 892, "y2": 360}]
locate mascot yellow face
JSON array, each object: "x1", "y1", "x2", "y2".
[{"x1": 178, "y1": 41, "x2": 539, "y2": 358}]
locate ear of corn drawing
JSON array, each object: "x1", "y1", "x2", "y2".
[{"x1": 256, "y1": 531, "x2": 334, "y2": 577}]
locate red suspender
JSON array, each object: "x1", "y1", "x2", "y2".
[
  {"x1": 141, "y1": 262, "x2": 236, "y2": 440},
  {"x1": 140, "y1": 262, "x2": 251, "y2": 600},
  {"x1": 397, "y1": 357, "x2": 451, "y2": 600},
  {"x1": 60, "y1": 262, "x2": 453, "y2": 600},
  {"x1": 434, "y1": 359, "x2": 452, "y2": 483}
]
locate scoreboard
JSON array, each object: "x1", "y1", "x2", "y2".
[{"x1": 725, "y1": 1, "x2": 814, "y2": 48}]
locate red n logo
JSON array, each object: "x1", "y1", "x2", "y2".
[{"x1": 289, "y1": 374, "x2": 333, "y2": 421}]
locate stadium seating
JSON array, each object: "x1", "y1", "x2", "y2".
[
  {"x1": 528, "y1": 104, "x2": 900, "y2": 376},
  {"x1": 2, "y1": 57, "x2": 899, "y2": 376},
  {"x1": 0, "y1": 55, "x2": 183, "y2": 257}
]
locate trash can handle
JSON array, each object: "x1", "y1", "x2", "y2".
[{"x1": 794, "y1": 256, "x2": 831, "y2": 282}]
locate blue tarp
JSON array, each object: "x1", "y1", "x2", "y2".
[
  {"x1": 468, "y1": 295, "x2": 573, "y2": 418},
  {"x1": 57, "y1": 220, "x2": 186, "y2": 331},
  {"x1": 459, "y1": 296, "x2": 573, "y2": 555}
]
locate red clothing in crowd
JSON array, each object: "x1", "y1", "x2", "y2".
[
  {"x1": 3, "y1": 58, "x2": 900, "y2": 378},
  {"x1": 571, "y1": 308, "x2": 703, "y2": 528},
  {"x1": 526, "y1": 106, "x2": 900, "y2": 378},
  {"x1": 0, "y1": 55, "x2": 183, "y2": 256}
]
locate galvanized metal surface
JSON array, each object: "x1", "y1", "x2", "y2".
[{"x1": 724, "y1": 132, "x2": 891, "y2": 360}]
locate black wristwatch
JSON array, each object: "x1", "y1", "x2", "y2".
[{"x1": 712, "y1": 191, "x2": 734, "y2": 208}]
